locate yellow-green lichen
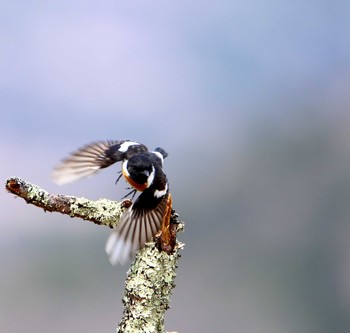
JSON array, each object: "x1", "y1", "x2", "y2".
[
  {"x1": 118, "y1": 242, "x2": 182, "y2": 333},
  {"x1": 70, "y1": 197, "x2": 124, "y2": 228}
]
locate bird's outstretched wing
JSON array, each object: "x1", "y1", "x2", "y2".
[
  {"x1": 52, "y1": 140, "x2": 148, "y2": 185},
  {"x1": 105, "y1": 190, "x2": 169, "y2": 265}
]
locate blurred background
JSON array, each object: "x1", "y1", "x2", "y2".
[{"x1": 1, "y1": 1, "x2": 350, "y2": 332}]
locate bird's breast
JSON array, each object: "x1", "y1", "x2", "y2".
[{"x1": 122, "y1": 167, "x2": 148, "y2": 191}]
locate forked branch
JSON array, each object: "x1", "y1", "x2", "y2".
[{"x1": 5, "y1": 176, "x2": 184, "y2": 333}]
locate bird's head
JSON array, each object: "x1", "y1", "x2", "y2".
[{"x1": 122, "y1": 154, "x2": 155, "y2": 190}]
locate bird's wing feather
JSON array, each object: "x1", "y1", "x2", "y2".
[
  {"x1": 105, "y1": 192, "x2": 168, "y2": 265},
  {"x1": 52, "y1": 140, "x2": 147, "y2": 185}
]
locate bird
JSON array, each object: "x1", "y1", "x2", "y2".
[{"x1": 52, "y1": 140, "x2": 172, "y2": 265}]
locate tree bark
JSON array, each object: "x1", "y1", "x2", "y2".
[{"x1": 5, "y1": 176, "x2": 184, "y2": 333}]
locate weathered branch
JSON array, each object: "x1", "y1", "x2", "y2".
[
  {"x1": 119, "y1": 241, "x2": 183, "y2": 333},
  {"x1": 5, "y1": 176, "x2": 130, "y2": 228},
  {"x1": 5, "y1": 176, "x2": 184, "y2": 333}
]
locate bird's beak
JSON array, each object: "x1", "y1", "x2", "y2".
[{"x1": 141, "y1": 170, "x2": 150, "y2": 177}]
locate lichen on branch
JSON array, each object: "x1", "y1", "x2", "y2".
[
  {"x1": 5, "y1": 176, "x2": 129, "y2": 228},
  {"x1": 119, "y1": 242, "x2": 183, "y2": 333}
]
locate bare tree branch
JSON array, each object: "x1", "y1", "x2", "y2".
[{"x1": 5, "y1": 176, "x2": 184, "y2": 333}]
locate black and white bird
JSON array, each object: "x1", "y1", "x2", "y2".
[{"x1": 52, "y1": 140, "x2": 171, "y2": 265}]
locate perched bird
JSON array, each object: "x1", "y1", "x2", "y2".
[{"x1": 52, "y1": 140, "x2": 171, "y2": 265}]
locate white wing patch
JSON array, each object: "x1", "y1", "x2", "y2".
[
  {"x1": 118, "y1": 141, "x2": 140, "y2": 153},
  {"x1": 154, "y1": 183, "x2": 168, "y2": 198}
]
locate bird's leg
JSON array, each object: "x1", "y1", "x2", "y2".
[
  {"x1": 115, "y1": 172, "x2": 123, "y2": 185},
  {"x1": 122, "y1": 188, "x2": 137, "y2": 200}
]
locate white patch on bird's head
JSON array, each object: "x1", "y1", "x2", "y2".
[
  {"x1": 122, "y1": 160, "x2": 130, "y2": 177},
  {"x1": 118, "y1": 141, "x2": 140, "y2": 153},
  {"x1": 146, "y1": 166, "x2": 155, "y2": 188},
  {"x1": 151, "y1": 151, "x2": 164, "y2": 166},
  {"x1": 154, "y1": 183, "x2": 168, "y2": 198}
]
